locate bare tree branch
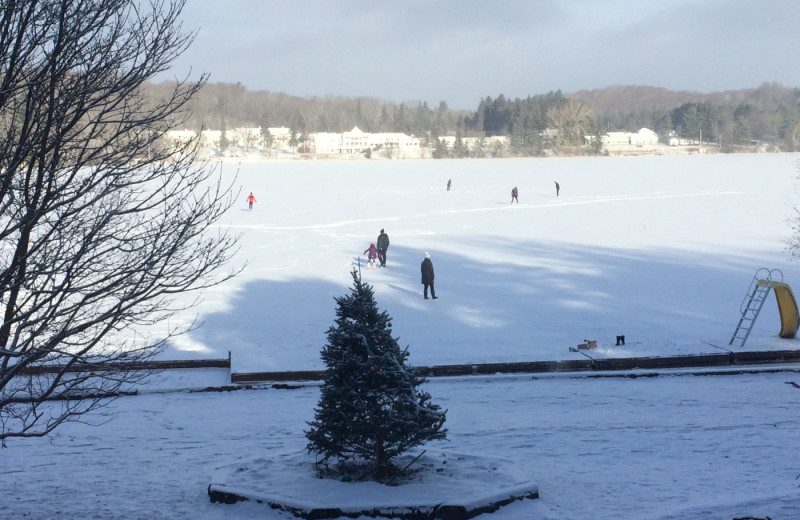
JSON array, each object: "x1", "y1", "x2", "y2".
[{"x1": 0, "y1": 0, "x2": 240, "y2": 440}]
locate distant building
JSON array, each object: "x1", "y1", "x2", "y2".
[
  {"x1": 630, "y1": 128, "x2": 659, "y2": 146},
  {"x1": 267, "y1": 126, "x2": 294, "y2": 143},
  {"x1": 367, "y1": 132, "x2": 421, "y2": 157},
  {"x1": 438, "y1": 135, "x2": 457, "y2": 149},
  {"x1": 341, "y1": 126, "x2": 370, "y2": 154},
  {"x1": 307, "y1": 132, "x2": 342, "y2": 155},
  {"x1": 228, "y1": 127, "x2": 261, "y2": 149},
  {"x1": 485, "y1": 135, "x2": 508, "y2": 147},
  {"x1": 200, "y1": 129, "x2": 221, "y2": 147},
  {"x1": 306, "y1": 127, "x2": 421, "y2": 158},
  {"x1": 164, "y1": 129, "x2": 197, "y2": 147},
  {"x1": 600, "y1": 128, "x2": 660, "y2": 148},
  {"x1": 666, "y1": 131, "x2": 700, "y2": 146},
  {"x1": 602, "y1": 131, "x2": 631, "y2": 147}
]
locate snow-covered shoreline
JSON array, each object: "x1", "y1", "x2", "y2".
[
  {"x1": 5, "y1": 369, "x2": 800, "y2": 519},
  {"x1": 5, "y1": 153, "x2": 800, "y2": 519}
]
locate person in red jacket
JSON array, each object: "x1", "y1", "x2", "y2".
[{"x1": 246, "y1": 192, "x2": 257, "y2": 210}]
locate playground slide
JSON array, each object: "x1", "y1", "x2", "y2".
[{"x1": 769, "y1": 281, "x2": 800, "y2": 338}]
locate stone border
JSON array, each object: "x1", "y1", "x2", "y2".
[
  {"x1": 208, "y1": 451, "x2": 538, "y2": 520},
  {"x1": 19, "y1": 352, "x2": 231, "y2": 375},
  {"x1": 230, "y1": 349, "x2": 800, "y2": 384},
  {"x1": 208, "y1": 484, "x2": 539, "y2": 520}
]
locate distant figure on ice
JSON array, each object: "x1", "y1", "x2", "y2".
[
  {"x1": 421, "y1": 252, "x2": 437, "y2": 299},
  {"x1": 246, "y1": 192, "x2": 257, "y2": 210},
  {"x1": 363, "y1": 242, "x2": 378, "y2": 269},
  {"x1": 554, "y1": 181, "x2": 560, "y2": 197},
  {"x1": 376, "y1": 229, "x2": 390, "y2": 267},
  {"x1": 447, "y1": 179, "x2": 452, "y2": 191},
  {"x1": 511, "y1": 186, "x2": 519, "y2": 204}
]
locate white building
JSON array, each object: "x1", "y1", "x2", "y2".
[
  {"x1": 307, "y1": 132, "x2": 343, "y2": 155},
  {"x1": 601, "y1": 128, "x2": 660, "y2": 147},
  {"x1": 198, "y1": 128, "x2": 267, "y2": 149},
  {"x1": 368, "y1": 132, "x2": 421, "y2": 157},
  {"x1": 630, "y1": 128, "x2": 659, "y2": 146},
  {"x1": 602, "y1": 131, "x2": 631, "y2": 147},
  {"x1": 228, "y1": 127, "x2": 262, "y2": 149},
  {"x1": 200, "y1": 129, "x2": 221, "y2": 147},
  {"x1": 267, "y1": 126, "x2": 294, "y2": 143},
  {"x1": 306, "y1": 127, "x2": 421, "y2": 158},
  {"x1": 341, "y1": 127, "x2": 370, "y2": 154},
  {"x1": 666, "y1": 131, "x2": 701, "y2": 146},
  {"x1": 164, "y1": 129, "x2": 197, "y2": 147}
]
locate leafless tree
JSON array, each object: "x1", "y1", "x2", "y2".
[
  {"x1": 0, "y1": 0, "x2": 239, "y2": 441},
  {"x1": 547, "y1": 99, "x2": 594, "y2": 148}
]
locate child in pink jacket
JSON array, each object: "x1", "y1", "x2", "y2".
[{"x1": 363, "y1": 242, "x2": 378, "y2": 269}]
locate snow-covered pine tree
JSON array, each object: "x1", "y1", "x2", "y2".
[{"x1": 306, "y1": 269, "x2": 447, "y2": 481}]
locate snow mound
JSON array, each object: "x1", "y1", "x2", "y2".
[{"x1": 208, "y1": 449, "x2": 538, "y2": 519}]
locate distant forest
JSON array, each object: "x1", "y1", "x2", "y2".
[{"x1": 146, "y1": 81, "x2": 800, "y2": 153}]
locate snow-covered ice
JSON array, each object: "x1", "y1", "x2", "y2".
[{"x1": 4, "y1": 153, "x2": 800, "y2": 519}]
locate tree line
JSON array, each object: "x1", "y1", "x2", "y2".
[
  {"x1": 573, "y1": 83, "x2": 800, "y2": 152},
  {"x1": 147, "y1": 80, "x2": 800, "y2": 155}
]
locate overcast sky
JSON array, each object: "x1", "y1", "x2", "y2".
[{"x1": 156, "y1": 0, "x2": 800, "y2": 110}]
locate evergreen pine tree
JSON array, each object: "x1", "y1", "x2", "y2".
[
  {"x1": 219, "y1": 127, "x2": 229, "y2": 152},
  {"x1": 306, "y1": 269, "x2": 447, "y2": 481},
  {"x1": 432, "y1": 134, "x2": 448, "y2": 159}
]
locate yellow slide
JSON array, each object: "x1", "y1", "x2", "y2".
[{"x1": 767, "y1": 281, "x2": 800, "y2": 338}]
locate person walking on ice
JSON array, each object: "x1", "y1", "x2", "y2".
[
  {"x1": 376, "y1": 229, "x2": 390, "y2": 267},
  {"x1": 511, "y1": 186, "x2": 519, "y2": 204},
  {"x1": 554, "y1": 181, "x2": 560, "y2": 197},
  {"x1": 421, "y1": 252, "x2": 437, "y2": 299},
  {"x1": 363, "y1": 242, "x2": 378, "y2": 269},
  {"x1": 246, "y1": 192, "x2": 257, "y2": 210}
]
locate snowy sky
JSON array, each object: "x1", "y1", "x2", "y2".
[{"x1": 156, "y1": 0, "x2": 800, "y2": 109}]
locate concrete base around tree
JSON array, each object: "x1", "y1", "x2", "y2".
[{"x1": 208, "y1": 450, "x2": 539, "y2": 520}]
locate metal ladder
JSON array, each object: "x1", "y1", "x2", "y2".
[{"x1": 729, "y1": 268, "x2": 782, "y2": 346}]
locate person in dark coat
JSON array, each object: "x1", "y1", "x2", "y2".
[
  {"x1": 421, "y1": 252, "x2": 437, "y2": 299},
  {"x1": 376, "y1": 229, "x2": 390, "y2": 267},
  {"x1": 554, "y1": 181, "x2": 560, "y2": 197},
  {"x1": 511, "y1": 186, "x2": 518, "y2": 204}
]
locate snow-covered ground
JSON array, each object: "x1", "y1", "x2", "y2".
[{"x1": 4, "y1": 153, "x2": 800, "y2": 519}]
